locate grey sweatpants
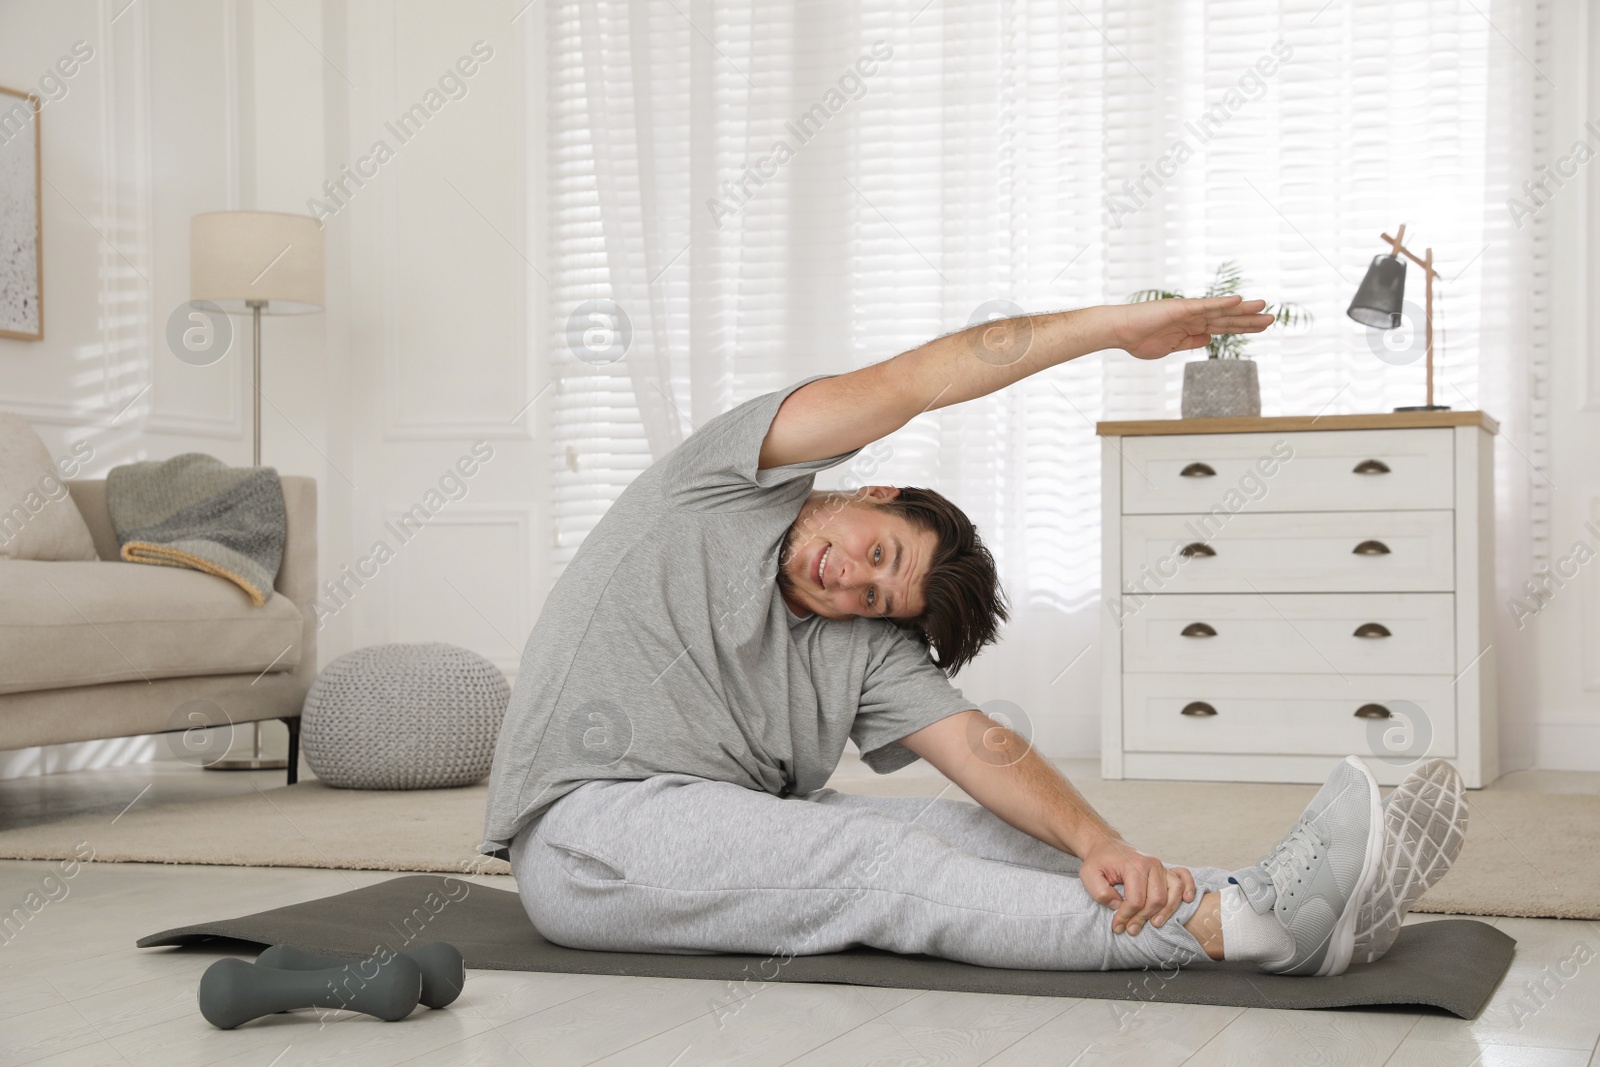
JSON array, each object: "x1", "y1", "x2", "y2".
[{"x1": 510, "y1": 773, "x2": 1234, "y2": 972}]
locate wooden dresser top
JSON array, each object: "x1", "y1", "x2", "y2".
[{"x1": 1096, "y1": 410, "x2": 1499, "y2": 437}]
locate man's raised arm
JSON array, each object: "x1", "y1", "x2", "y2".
[{"x1": 758, "y1": 295, "x2": 1271, "y2": 469}]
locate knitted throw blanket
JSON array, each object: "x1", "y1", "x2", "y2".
[{"x1": 107, "y1": 454, "x2": 286, "y2": 606}]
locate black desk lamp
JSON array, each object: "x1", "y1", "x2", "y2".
[{"x1": 1347, "y1": 223, "x2": 1449, "y2": 411}]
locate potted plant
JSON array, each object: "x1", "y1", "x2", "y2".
[{"x1": 1128, "y1": 261, "x2": 1311, "y2": 419}]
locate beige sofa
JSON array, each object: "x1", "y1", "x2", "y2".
[{"x1": 0, "y1": 476, "x2": 317, "y2": 783}]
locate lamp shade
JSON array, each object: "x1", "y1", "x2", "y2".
[
  {"x1": 1347, "y1": 254, "x2": 1406, "y2": 329},
  {"x1": 190, "y1": 211, "x2": 324, "y2": 314}
]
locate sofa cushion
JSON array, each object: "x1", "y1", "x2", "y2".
[
  {"x1": 0, "y1": 414, "x2": 98, "y2": 561},
  {"x1": 0, "y1": 559, "x2": 304, "y2": 695}
]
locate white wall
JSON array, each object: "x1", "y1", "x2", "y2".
[
  {"x1": 1, "y1": 0, "x2": 1594, "y2": 778},
  {"x1": 1515, "y1": 0, "x2": 1600, "y2": 770},
  {"x1": 324, "y1": 1, "x2": 549, "y2": 685}
]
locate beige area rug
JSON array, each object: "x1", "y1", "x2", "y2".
[
  {"x1": 0, "y1": 776, "x2": 1594, "y2": 920},
  {"x1": 1077, "y1": 779, "x2": 1600, "y2": 921},
  {"x1": 0, "y1": 781, "x2": 512, "y2": 878}
]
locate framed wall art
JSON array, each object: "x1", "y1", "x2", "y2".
[{"x1": 0, "y1": 85, "x2": 43, "y2": 341}]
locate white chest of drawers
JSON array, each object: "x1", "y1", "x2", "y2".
[{"x1": 1098, "y1": 411, "x2": 1499, "y2": 788}]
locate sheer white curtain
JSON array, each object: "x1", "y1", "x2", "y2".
[{"x1": 544, "y1": 0, "x2": 1548, "y2": 754}]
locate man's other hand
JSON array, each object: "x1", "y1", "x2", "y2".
[
  {"x1": 1077, "y1": 836, "x2": 1197, "y2": 936},
  {"x1": 900, "y1": 709, "x2": 1202, "y2": 937}
]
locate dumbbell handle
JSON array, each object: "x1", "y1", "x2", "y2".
[
  {"x1": 199, "y1": 955, "x2": 421, "y2": 1030},
  {"x1": 257, "y1": 941, "x2": 464, "y2": 1009}
]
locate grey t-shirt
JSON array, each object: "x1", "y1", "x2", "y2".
[{"x1": 480, "y1": 377, "x2": 975, "y2": 855}]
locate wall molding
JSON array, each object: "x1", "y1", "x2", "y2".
[
  {"x1": 4, "y1": 397, "x2": 146, "y2": 427},
  {"x1": 379, "y1": 505, "x2": 532, "y2": 673},
  {"x1": 100, "y1": 0, "x2": 156, "y2": 430},
  {"x1": 144, "y1": 413, "x2": 243, "y2": 438},
  {"x1": 1584, "y1": 0, "x2": 1600, "y2": 411},
  {"x1": 147, "y1": 0, "x2": 244, "y2": 440},
  {"x1": 7, "y1": 1, "x2": 156, "y2": 431},
  {"x1": 1586, "y1": 495, "x2": 1600, "y2": 692},
  {"x1": 377, "y1": 6, "x2": 530, "y2": 442}
]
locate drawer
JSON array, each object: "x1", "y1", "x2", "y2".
[
  {"x1": 1120, "y1": 593, "x2": 1456, "y2": 675},
  {"x1": 1118, "y1": 429, "x2": 1454, "y2": 514},
  {"x1": 1122, "y1": 673, "x2": 1457, "y2": 757},
  {"x1": 1120, "y1": 510, "x2": 1455, "y2": 593}
]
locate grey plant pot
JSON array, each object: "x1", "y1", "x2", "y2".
[{"x1": 1182, "y1": 359, "x2": 1260, "y2": 419}]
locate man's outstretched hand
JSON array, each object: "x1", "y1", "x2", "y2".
[
  {"x1": 1103, "y1": 295, "x2": 1274, "y2": 361},
  {"x1": 1078, "y1": 836, "x2": 1198, "y2": 936}
]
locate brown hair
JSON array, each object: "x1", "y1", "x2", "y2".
[{"x1": 877, "y1": 487, "x2": 1007, "y2": 674}]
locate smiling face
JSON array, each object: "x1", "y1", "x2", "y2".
[{"x1": 777, "y1": 487, "x2": 938, "y2": 621}]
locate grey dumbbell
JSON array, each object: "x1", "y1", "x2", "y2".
[
  {"x1": 197, "y1": 953, "x2": 422, "y2": 1029},
  {"x1": 257, "y1": 942, "x2": 465, "y2": 1009}
]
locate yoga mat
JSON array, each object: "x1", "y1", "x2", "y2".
[{"x1": 137, "y1": 875, "x2": 1515, "y2": 1020}]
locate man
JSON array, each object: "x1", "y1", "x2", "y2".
[{"x1": 482, "y1": 295, "x2": 1467, "y2": 976}]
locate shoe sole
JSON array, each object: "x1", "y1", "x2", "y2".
[
  {"x1": 1352, "y1": 759, "x2": 1468, "y2": 965},
  {"x1": 1315, "y1": 755, "x2": 1386, "y2": 977}
]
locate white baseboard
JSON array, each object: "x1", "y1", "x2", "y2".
[
  {"x1": 0, "y1": 735, "x2": 166, "y2": 780},
  {"x1": 0, "y1": 721, "x2": 290, "y2": 780},
  {"x1": 1534, "y1": 723, "x2": 1600, "y2": 771}
]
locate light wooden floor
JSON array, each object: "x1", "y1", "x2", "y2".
[{"x1": 2, "y1": 759, "x2": 1599, "y2": 1067}]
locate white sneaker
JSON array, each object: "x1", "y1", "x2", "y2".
[
  {"x1": 1229, "y1": 755, "x2": 1385, "y2": 977},
  {"x1": 1351, "y1": 759, "x2": 1468, "y2": 965}
]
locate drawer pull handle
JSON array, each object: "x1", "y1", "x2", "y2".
[
  {"x1": 1180, "y1": 462, "x2": 1217, "y2": 478},
  {"x1": 1179, "y1": 542, "x2": 1217, "y2": 558},
  {"x1": 1181, "y1": 701, "x2": 1218, "y2": 717},
  {"x1": 1353, "y1": 622, "x2": 1392, "y2": 638},
  {"x1": 1181, "y1": 622, "x2": 1218, "y2": 637},
  {"x1": 1352, "y1": 540, "x2": 1391, "y2": 556},
  {"x1": 1354, "y1": 703, "x2": 1393, "y2": 720},
  {"x1": 1353, "y1": 459, "x2": 1392, "y2": 475}
]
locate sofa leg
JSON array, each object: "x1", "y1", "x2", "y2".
[{"x1": 282, "y1": 717, "x2": 300, "y2": 786}]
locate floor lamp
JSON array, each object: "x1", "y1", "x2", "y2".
[{"x1": 189, "y1": 211, "x2": 324, "y2": 770}]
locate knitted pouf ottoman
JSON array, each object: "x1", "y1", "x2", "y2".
[{"x1": 300, "y1": 642, "x2": 509, "y2": 790}]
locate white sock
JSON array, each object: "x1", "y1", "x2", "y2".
[{"x1": 1219, "y1": 884, "x2": 1294, "y2": 965}]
